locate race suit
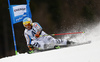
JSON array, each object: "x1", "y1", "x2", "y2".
[{"x1": 24, "y1": 22, "x2": 67, "y2": 50}]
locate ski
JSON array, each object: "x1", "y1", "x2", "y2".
[{"x1": 67, "y1": 41, "x2": 91, "y2": 47}]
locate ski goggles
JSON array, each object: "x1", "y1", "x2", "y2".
[
  {"x1": 23, "y1": 21, "x2": 31, "y2": 27},
  {"x1": 24, "y1": 23, "x2": 31, "y2": 27}
]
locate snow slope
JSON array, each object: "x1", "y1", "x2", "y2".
[{"x1": 0, "y1": 22, "x2": 100, "y2": 62}]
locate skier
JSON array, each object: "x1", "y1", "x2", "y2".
[{"x1": 23, "y1": 17, "x2": 73, "y2": 53}]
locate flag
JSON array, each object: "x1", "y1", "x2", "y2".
[{"x1": 8, "y1": 0, "x2": 32, "y2": 55}]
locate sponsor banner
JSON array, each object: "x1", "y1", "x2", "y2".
[
  {"x1": 13, "y1": 5, "x2": 26, "y2": 17},
  {"x1": 9, "y1": 5, "x2": 32, "y2": 24}
]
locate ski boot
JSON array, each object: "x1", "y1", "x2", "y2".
[
  {"x1": 54, "y1": 45, "x2": 61, "y2": 49},
  {"x1": 67, "y1": 40, "x2": 75, "y2": 46}
]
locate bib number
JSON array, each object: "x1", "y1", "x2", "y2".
[{"x1": 31, "y1": 29, "x2": 36, "y2": 36}]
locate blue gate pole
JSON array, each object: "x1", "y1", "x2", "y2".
[
  {"x1": 8, "y1": 0, "x2": 18, "y2": 55},
  {"x1": 26, "y1": 0, "x2": 32, "y2": 18},
  {"x1": 11, "y1": 23, "x2": 18, "y2": 55}
]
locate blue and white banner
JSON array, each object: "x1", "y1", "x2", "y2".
[{"x1": 9, "y1": 4, "x2": 32, "y2": 24}]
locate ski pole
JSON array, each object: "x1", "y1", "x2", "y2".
[{"x1": 39, "y1": 32, "x2": 84, "y2": 37}]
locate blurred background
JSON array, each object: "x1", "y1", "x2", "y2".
[{"x1": 0, "y1": 0, "x2": 100, "y2": 58}]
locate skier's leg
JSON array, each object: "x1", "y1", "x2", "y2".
[
  {"x1": 54, "y1": 39, "x2": 67, "y2": 45},
  {"x1": 41, "y1": 35, "x2": 67, "y2": 46},
  {"x1": 44, "y1": 36, "x2": 75, "y2": 46},
  {"x1": 31, "y1": 40, "x2": 46, "y2": 50}
]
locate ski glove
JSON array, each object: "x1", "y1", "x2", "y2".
[
  {"x1": 28, "y1": 44, "x2": 34, "y2": 51},
  {"x1": 35, "y1": 32, "x2": 41, "y2": 38}
]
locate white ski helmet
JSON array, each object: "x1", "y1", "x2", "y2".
[{"x1": 23, "y1": 17, "x2": 32, "y2": 27}]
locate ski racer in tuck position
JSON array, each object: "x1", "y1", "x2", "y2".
[{"x1": 23, "y1": 17, "x2": 73, "y2": 53}]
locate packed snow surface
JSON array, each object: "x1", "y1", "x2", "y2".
[{"x1": 0, "y1": 22, "x2": 100, "y2": 62}]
